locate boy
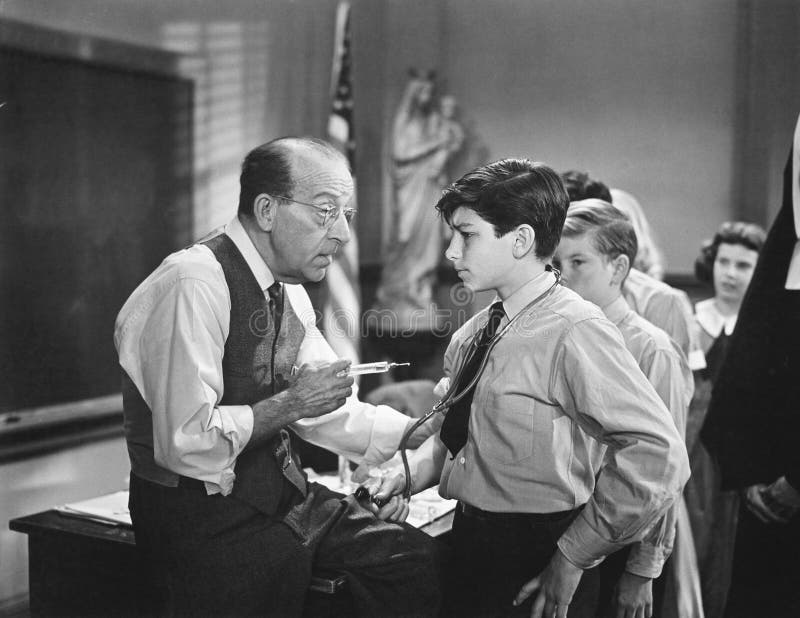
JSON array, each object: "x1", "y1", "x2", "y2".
[
  {"x1": 365, "y1": 159, "x2": 689, "y2": 618},
  {"x1": 556, "y1": 198, "x2": 694, "y2": 617},
  {"x1": 560, "y1": 170, "x2": 700, "y2": 367}
]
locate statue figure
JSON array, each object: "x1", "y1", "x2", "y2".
[{"x1": 373, "y1": 71, "x2": 464, "y2": 332}]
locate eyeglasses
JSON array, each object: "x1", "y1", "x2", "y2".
[{"x1": 273, "y1": 194, "x2": 357, "y2": 228}]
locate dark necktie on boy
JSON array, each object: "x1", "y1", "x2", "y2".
[{"x1": 440, "y1": 301, "x2": 505, "y2": 456}]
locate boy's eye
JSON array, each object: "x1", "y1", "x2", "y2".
[{"x1": 571, "y1": 259, "x2": 584, "y2": 267}]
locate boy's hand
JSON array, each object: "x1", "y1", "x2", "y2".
[
  {"x1": 513, "y1": 549, "x2": 584, "y2": 618},
  {"x1": 613, "y1": 572, "x2": 653, "y2": 618},
  {"x1": 354, "y1": 470, "x2": 408, "y2": 521}
]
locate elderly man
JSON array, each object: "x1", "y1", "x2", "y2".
[
  {"x1": 559, "y1": 170, "x2": 700, "y2": 365},
  {"x1": 115, "y1": 137, "x2": 440, "y2": 617}
]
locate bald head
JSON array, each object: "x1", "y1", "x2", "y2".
[{"x1": 237, "y1": 137, "x2": 350, "y2": 218}]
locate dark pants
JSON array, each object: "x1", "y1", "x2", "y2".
[
  {"x1": 723, "y1": 502, "x2": 800, "y2": 618},
  {"x1": 442, "y1": 502, "x2": 600, "y2": 618},
  {"x1": 129, "y1": 473, "x2": 441, "y2": 618}
]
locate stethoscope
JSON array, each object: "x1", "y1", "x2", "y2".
[{"x1": 396, "y1": 266, "x2": 562, "y2": 500}]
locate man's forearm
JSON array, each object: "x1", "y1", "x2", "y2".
[{"x1": 246, "y1": 391, "x2": 304, "y2": 449}]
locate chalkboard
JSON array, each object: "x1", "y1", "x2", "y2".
[{"x1": 0, "y1": 23, "x2": 193, "y2": 414}]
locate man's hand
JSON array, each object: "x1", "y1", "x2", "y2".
[
  {"x1": 513, "y1": 549, "x2": 584, "y2": 618},
  {"x1": 613, "y1": 572, "x2": 653, "y2": 618},
  {"x1": 284, "y1": 359, "x2": 354, "y2": 420}
]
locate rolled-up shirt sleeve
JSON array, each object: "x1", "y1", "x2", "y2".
[
  {"x1": 285, "y1": 285, "x2": 418, "y2": 466},
  {"x1": 115, "y1": 256, "x2": 253, "y2": 494},
  {"x1": 552, "y1": 318, "x2": 690, "y2": 569}
]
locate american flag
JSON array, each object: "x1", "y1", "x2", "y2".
[{"x1": 323, "y1": 2, "x2": 361, "y2": 363}]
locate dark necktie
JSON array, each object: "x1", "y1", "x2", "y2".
[
  {"x1": 267, "y1": 282, "x2": 288, "y2": 392},
  {"x1": 266, "y1": 281, "x2": 305, "y2": 494},
  {"x1": 440, "y1": 301, "x2": 505, "y2": 456},
  {"x1": 267, "y1": 282, "x2": 284, "y2": 336}
]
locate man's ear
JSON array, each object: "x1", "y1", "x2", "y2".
[
  {"x1": 610, "y1": 254, "x2": 631, "y2": 286},
  {"x1": 512, "y1": 225, "x2": 536, "y2": 259},
  {"x1": 253, "y1": 193, "x2": 275, "y2": 232}
]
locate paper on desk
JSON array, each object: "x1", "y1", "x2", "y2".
[
  {"x1": 56, "y1": 490, "x2": 132, "y2": 526},
  {"x1": 405, "y1": 485, "x2": 457, "y2": 528}
]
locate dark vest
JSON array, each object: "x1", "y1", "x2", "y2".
[{"x1": 123, "y1": 233, "x2": 306, "y2": 515}]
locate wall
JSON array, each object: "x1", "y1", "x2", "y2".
[
  {"x1": 358, "y1": 0, "x2": 799, "y2": 272},
  {"x1": 443, "y1": 0, "x2": 738, "y2": 273},
  {"x1": 0, "y1": 437, "x2": 130, "y2": 607},
  {"x1": 4, "y1": 0, "x2": 798, "y2": 272}
]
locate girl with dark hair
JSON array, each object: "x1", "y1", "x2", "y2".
[{"x1": 684, "y1": 220, "x2": 766, "y2": 618}]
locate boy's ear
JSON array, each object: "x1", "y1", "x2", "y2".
[
  {"x1": 512, "y1": 225, "x2": 536, "y2": 259},
  {"x1": 610, "y1": 254, "x2": 631, "y2": 285},
  {"x1": 253, "y1": 193, "x2": 276, "y2": 232}
]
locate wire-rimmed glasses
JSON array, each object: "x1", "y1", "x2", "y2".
[{"x1": 273, "y1": 194, "x2": 357, "y2": 228}]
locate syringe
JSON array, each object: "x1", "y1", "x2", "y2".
[
  {"x1": 345, "y1": 362, "x2": 410, "y2": 376},
  {"x1": 291, "y1": 361, "x2": 410, "y2": 377}
]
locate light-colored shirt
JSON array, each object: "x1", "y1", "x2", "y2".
[
  {"x1": 439, "y1": 270, "x2": 690, "y2": 569},
  {"x1": 115, "y1": 216, "x2": 412, "y2": 496},
  {"x1": 603, "y1": 295, "x2": 692, "y2": 578},
  {"x1": 623, "y1": 268, "x2": 705, "y2": 371}
]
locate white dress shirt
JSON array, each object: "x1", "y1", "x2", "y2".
[
  {"x1": 115, "y1": 216, "x2": 411, "y2": 495},
  {"x1": 603, "y1": 295, "x2": 691, "y2": 578}
]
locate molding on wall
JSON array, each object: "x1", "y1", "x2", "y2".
[
  {"x1": 0, "y1": 591, "x2": 29, "y2": 618},
  {"x1": 0, "y1": 395, "x2": 123, "y2": 463},
  {"x1": 0, "y1": 17, "x2": 192, "y2": 77}
]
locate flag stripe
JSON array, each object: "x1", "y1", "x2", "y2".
[{"x1": 323, "y1": 1, "x2": 361, "y2": 363}]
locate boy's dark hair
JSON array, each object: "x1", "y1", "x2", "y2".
[
  {"x1": 562, "y1": 199, "x2": 638, "y2": 269},
  {"x1": 694, "y1": 221, "x2": 767, "y2": 284},
  {"x1": 238, "y1": 137, "x2": 348, "y2": 217},
  {"x1": 435, "y1": 158, "x2": 569, "y2": 259},
  {"x1": 560, "y1": 169, "x2": 612, "y2": 203}
]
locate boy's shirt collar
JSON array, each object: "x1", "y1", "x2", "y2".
[
  {"x1": 601, "y1": 295, "x2": 631, "y2": 326},
  {"x1": 501, "y1": 268, "x2": 558, "y2": 320}
]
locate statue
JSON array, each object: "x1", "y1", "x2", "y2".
[{"x1": 373, "y1": 70, "x2": 464, "y2": 332}]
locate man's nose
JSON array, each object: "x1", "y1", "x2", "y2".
[{"x1": 328, "y1": 211, "x2": 351, "y2": 244}]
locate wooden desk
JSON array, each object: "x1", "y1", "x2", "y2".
[{"x1": 10, "y1": 507, "x2": 453, "y2": 617}]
